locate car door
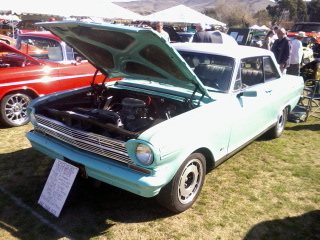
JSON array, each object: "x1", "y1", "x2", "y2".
[
  {"x1": 260, "y1": 56, "x2": 284, "y2": 121},
  {"x1": 0, "y1": 45, "x2": 61, "y2": 98},
  {"x1": 227, "y1": 57, "x2": 275, "y2": 153}
]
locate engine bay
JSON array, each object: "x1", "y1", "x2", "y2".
[{"x1": 36, "y1": 84, "x2": 195, "y2": 141}]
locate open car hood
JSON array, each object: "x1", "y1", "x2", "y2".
[{"x1": 36, "y1": 21, "x2": 210, "y2": 98}]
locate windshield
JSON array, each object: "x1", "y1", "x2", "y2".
[
  {"x1": 291, "y1": 24, "x2": 320, "y2": 32},
  {"x1": 178, "y1": 51, "x2": 235, "y2": 92}
]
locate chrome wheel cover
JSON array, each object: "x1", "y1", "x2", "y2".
[
  {"x1": 178, "y1": 158, "x2": 204, "y2": 204},
  {"x1": 277, "y1": 109, "x2": 286, "y2": 132},
  {"x1": 4, "y1": 94, "x2": 30, "y2": 125}
]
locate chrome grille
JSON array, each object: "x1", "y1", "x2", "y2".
[{"x1": 35, "y1": 114, "x2": 132, "y2": 164}]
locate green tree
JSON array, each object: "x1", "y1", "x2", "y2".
[
  {"x1": 253, "y1": 9, "x2": 271, "y2": 26},
  {"x1": 296, "y1": 0, "x2": 308, "y2": 21},
  {"x1": 308, "y1": 0, "x2": 320, "y2": 22},
  {"x1": 266, "y1": 0, "x2": 307, "y2": 22},
  {"x1": 266, "y1": 3, "x2": 286, "y2": 25}
]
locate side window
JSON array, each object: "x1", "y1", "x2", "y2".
[
  {"x1": 240, "y1": 57, "x2": 264, "y2": 88},
  {"x1": 17, "y1": 36, "x2": 62, "y2": 61},
  {"x1": 263, "y1": 56, "x2": 280, "y2": 81}
]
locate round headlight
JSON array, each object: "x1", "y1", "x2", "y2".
[{"x1": 135, "y1": 144, "x2": 154, "y2": 166}]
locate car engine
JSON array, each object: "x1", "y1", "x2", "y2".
[{"x1": 37, "y1": 85, "x2": 194, "y2": 141}]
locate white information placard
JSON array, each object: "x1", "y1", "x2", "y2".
[
  {"x1": 38, "y1": 159, "x2": 79, "y2": 217},
  {"x1": 230, "y1": 32, "x2": 238, "y2": 40},
  {"x1": 237, "y1": 35, "x2": 244, "y2": 42}
]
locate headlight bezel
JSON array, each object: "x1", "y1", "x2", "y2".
[
  {"x1": 126, "y1": 140, "x2": 156, "y2": 167},
  {"x1": 135, "y1": 143, "x2": 154, "y2": 166}
]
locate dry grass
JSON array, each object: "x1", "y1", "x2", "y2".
[{"x1": 0, "y1": 115, "x2": 319, "y2": 240}]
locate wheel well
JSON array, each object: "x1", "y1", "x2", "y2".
[
  {"x1": 285, "y1": 105, "x2": 291, "y2": 115},
  {"x1": 193, "y1": 148, "x2": 215, "y2": 173},
  {"x1": 3, "y1": 89, "x2": 38, "y2": 101}
]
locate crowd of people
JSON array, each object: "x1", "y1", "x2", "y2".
[
  {"x1": 261, "y1": 27, "x2": 305, "y2": 76},
  {"x1": 154, "y1": 20, "x2": 306, "y2": 76}
]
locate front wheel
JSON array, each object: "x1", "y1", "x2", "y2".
[
  {"x1": 0, "y1": 93, "x2": 32, "y2": 127},
  {"x1": 156, "y1": 153, "x2": 206, "y2": 213},
  {"x1": 266, "y1": 107, "x2": 288, "y2": 139}
]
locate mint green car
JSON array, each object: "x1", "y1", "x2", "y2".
[{"x1": 26, "y1": 22, "x2": 304, "y2": 213}]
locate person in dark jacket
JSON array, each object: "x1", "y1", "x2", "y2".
[
  {"x1": 192, "y1": 23, "x2": 212, "y2": 43},
  {"x1": 271, "y1": 28, "x2": 291, "y2": 74}
]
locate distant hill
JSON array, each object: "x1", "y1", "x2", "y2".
[{"x1": 114, "y1": 0, "x2": 274, "y2": 16}]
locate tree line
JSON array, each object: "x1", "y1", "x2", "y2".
[{"x1": 204, "y1": 0, "x2": 320, "y2": 28}]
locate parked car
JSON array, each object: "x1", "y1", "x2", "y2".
[
  {"x1": 177, "y1": 31, "x2": 237, "y2": 45},
  {"x1": 207, "y1": 30, "x2": 238, "y2": 45},
  {"x1": 0, "y1": 32, "x2": 107, "y2": 127},
  {"x1": 26, "y1": 22, "x2": 304, "y2": 213},
  {"x1": 177, "y1": 32, "x2": 194, "y2": 42},
  {"x1": 287, "y1": 22, "x2": 320, "y2": 58},
  {"x1": 250, "y1": 33, "x2": 266, "y2": 47},
  {"x1": 0, "y1": 20, "x2": 17, "y2": 36}
]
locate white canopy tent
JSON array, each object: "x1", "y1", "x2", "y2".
[
  {"x1": 145, "y1": 5, "x2": 226, "y2": 26},
  {"x1": 0, "y1": 15, "x2": 21, "y2": 21},
  {"x1": 260, "y1": 25, "x2": 270, "y2": 30},
  {"x1": 249, "y1": 25, "x2": 270, "y2": 31},
  {"x1": 68, "y1": 0, "x2": 145, "y2": 20},
  {"x1": 0, "y1": 0, "x2": 144, "y2": 20},
  {"x1": 0, "y1": 0, "x2": 70, "y2": 17}
]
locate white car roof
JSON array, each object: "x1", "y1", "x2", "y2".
[{"x1": 172, "y1": 43, "x2": 274, "y2": 60}]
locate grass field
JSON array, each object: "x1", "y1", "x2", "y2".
[{"x1": 0, "y1": 115, "x2": 319, "y2": 240}]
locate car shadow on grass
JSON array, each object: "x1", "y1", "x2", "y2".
[
  {"x1": 254, "y1": 123, "x2": 320, "y2": 143},
  {"x1": 285, "y1": 123, "x2": 320, "y2": 132},
  {"x1": 243, "y1": 210, "x2": 320, "y2": 240},
  {"x1": 0, "y1": 148, "x2": 174, "y2": 240}
]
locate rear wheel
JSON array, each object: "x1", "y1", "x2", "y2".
[
  {"x1": 156, "y1": 153, "x2": 206, "y2": 213},
  {"x1": 267, "y1": 107, "x2": 288, "y2": 139},
  {"x1": 0, "y1": 93, "x2": 32, "y2": 127}
]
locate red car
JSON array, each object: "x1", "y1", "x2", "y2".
[
  {"x1": 287, "y1": 22, "x2": 320, "y2": 58},
  {"x1": 0, "y1": 32, "x2": 107, "y2": 127}
]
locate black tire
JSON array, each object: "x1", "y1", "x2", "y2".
[
  {"x1": 267, "y1": 107, "x2": 288, "y2": 139},
  {"x1": 0, "y1": 93, "x2": 32, "y2": 127},
  {"x1": 156, "y1": 153, "x2": 206, "y2": 213}
]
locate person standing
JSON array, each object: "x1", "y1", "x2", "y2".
[
  {"x1": 287, "y1": 31, "x2": 306, "y2": 76},
  {"x1": 271, "y1": 28, "x2": 291, "y2": 74},
  {"x1": 263, "y1": 30, "x2": 275, "y2": 50},
  {"x1": 192, "y1": 23, "x2": 212, "y2": 43},
  {"x1": 155, "y1": 22, "x2": 170, "y2": 42}
]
